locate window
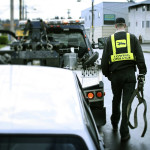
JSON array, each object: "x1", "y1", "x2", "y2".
[
  {"x1": 136, "y1": 7, "x2": 138, "y2": 11},
  {"x1": 146, "y1": 21, "x2": 150, "y2": 28},
  {"x1": 0, "y1": 135, "x2": 88, "y2": 150},
  {"x1": 98, "y1": 12, "x2": 100, "y2": 18},
  {"x1": 136, "y1": 22, "x2": 138, "y2": 27},
  {"x1": 104, "y1": 14, "x2": 115, "y2": 25},
  {"x1": 147, "y1": 5, "x2": 150, "y2": 11},
  {"x1": 142, "y1": 5, "x2": 146, "y2": 11},
  {"x1": 128, "y1": 22, "x2": 130, "y2": 27},
  {"x1": 128, "y1": 8, "x2": 130, "y2": 12},
  {"x1": 85, "y1": 16, "x2": 87, "y2": 21},
  {"x1": 47, "y1": 32, "x2": 86, "y2": 53},
  {"x1": 142, "y1": 21, "x2": 144, "y2": 28}
]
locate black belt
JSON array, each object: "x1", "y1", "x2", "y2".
[{"x1": 127, "y1": 75, "x2": 147, "y2": 137}]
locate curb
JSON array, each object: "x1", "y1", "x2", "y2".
[{"x1": 143, "y1": 51, "x2": 150, "y2": 53}]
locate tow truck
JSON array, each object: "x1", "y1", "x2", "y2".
[{"x1": 0, "y1": 18, "x2": 106, "y2": 127}]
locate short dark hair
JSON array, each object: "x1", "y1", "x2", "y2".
[
  {"x1": 115, "y1": 18, "x2": 126, "y2": 24},
  {"x1": 116, "y1": 23, "x2": 125, "y2": 28}
]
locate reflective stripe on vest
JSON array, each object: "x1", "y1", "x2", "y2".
[{"x1": 111, "y1": 33, "x2": 135, "y2": 62}]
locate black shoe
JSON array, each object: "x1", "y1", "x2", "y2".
[
  {"x1": 121, "y1": 134, "x2": 130, "y2": 141},
  {"x1": 112, "y1": 124, "x2": 118, "y2": 131}
]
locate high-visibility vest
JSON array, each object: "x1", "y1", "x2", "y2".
[{"x1": 111, "y1": 33, "x2": 135, "y2": 63}]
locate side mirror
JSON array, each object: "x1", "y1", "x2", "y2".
[
  {"x1": 91, "y1": 42, "x2": 98, "y2": 49},
  {"x1": 98, "y1": 37, "x2": 108, "y2": 49}
]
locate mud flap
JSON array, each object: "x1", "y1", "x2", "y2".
[{"x1": 91, "y1": 107, "x2": 106, "y2": 127}]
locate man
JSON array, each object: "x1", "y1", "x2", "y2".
[{"x1": 101, "y1": 18, "x2": 147, "y2": 141}]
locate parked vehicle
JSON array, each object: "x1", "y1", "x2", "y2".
[
  {"x1": 0, "y1": 18, "x2": 106, "y2": 127},
  {"x1": 0, "y1": 65, "x2": 105, "y2": 150}
]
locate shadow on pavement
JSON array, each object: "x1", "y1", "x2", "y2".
[
  {"x1": 98, "y1": 52, "x2": 150, "y2": 150},
  {"x1": 100, "y1": 123, "x2": 150, "y2": 150}
]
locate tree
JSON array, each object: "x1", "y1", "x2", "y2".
[{"x1": 127, "y1": 0, "x2": 135, "y2": 2}]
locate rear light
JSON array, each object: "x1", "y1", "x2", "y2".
[
  {"x1": 75, "y1": 20, "x2": 80, "y2": 23},
  {"x1": 62, "y1": 20, "x2": 69, "y2": 24},
  {"x1": 50, "y1": 25, "x2": 60, "y2": 28},
  {"x1": 96, "y1": 92, "x2": 103, "y2": 98},
  {"x1": 87, "y1": 92, "x2": 94, "y2": 99},
  {"x1": 85, "y1": 90, "x2": 104, "y2": 101}
]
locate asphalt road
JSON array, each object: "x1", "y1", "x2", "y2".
[
  {"x1": 1, "y1": 45, "x2": 150, "y2": 150},
  {"x1": 97, "y1": 50, "x2": 150, "y2": 150}
]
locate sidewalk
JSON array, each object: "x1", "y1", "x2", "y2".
[
  {"x1": 0, "y1": 46, "x2": 10, "y2": 51},
  {"x1": 141, "y1": 43, "x2": 150, "y2": 53}
]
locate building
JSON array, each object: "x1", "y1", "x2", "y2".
[
  {"x1": 0, "y1": 20, "x2": 3, "y2": 30},
  {"x1": 128, "y1": 0, "x2": 150, "y2": 43},
  {"x1": 81, "y1": 2, "x2": 134, "y2": 43}
]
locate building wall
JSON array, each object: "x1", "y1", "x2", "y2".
[
  {"x1": 85, "y1": 26, "x2": 128, "y2": 43},
  {"x1": 81, "y1": 2, "x2": 134, "y2": 43},
  {"x1": 103, "y1": 2, "x2": 131, "y2": 24},
  {"x1": 102, "y1": 26, "x2": 115, "y2": 37},
  {"x1": 85, "y1": 26, "x2": 102, "y2": 42},
  {"x1": 93, "y1": 26, "x2": 102, "y2": 42},
  {"x1": 140, "y1": 6, "x2": 150, "y2": 43},
  {"x1": 128, "y1": 5, "x2": 150, "y2": 43},
  {"x1": 81, "y1": 3, "x2": 104, "y2": 28},
  {"x1": 93, "y1": 3, "x2": 104, "y2": 27}
]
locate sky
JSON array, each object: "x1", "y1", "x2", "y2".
[{"x1": 0, "y1": 0, "x2": 145, "y2": 20}]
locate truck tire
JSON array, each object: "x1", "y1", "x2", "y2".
[{"x1": 83, "y1": 51, "x2": 99, "y2": 68}]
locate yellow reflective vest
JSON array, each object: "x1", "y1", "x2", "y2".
[{"x1": 111, "y1": 33, "x2": 135, "y2": 62}]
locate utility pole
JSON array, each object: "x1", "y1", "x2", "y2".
[
  {"x1": 76, "y1": 0, "x2": 95, "y2": 43},
  {"x1": 19, "y1": 0, "x2": 22, "y2": 20},
  {"x1": 91, "y1": 0, "x2": 94, "y2": 44},
  {"x1": 67, "y1": 9, "x2": 71, "y2": 19},
  {"x1": 10, "y1": 0, "x2": 14, "y2": 33},
  {"x1": 25, "y1": 5, "x2": 28, "y2": 19},
  {"x1": 22, "y1": 0, "x2": 25, "y2": 20}
]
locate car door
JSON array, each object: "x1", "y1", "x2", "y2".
[{"x1": 75, "y1": 75, "x2": 105, "y2": 150}]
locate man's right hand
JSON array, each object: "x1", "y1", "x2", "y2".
[{"x1": 138, "y1": 74, "x2": 145, "y2": 82}]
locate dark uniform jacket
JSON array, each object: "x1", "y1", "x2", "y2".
[{"x1": 101, "y1": 31, "x2": 147, "y2": 79}]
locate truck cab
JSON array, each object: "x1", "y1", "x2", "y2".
[{"x1": 46, "y1": 19, "x2": 106, "y2": 126}]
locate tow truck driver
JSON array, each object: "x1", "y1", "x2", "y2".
[{"x1": 101, "y1": 17, "x2": 147, "y2": 141}]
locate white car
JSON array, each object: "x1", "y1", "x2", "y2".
[{"x1": 0, "y1": 65, "x2": 105, "y2": 150}]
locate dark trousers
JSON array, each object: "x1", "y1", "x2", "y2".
[{"x1": 110, "y1": 67, "x2": 136, "y2": 137}]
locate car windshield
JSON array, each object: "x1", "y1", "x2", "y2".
[
  {"x1": 0, "y1": 135, "x2": 88, "y2": 150},
  {"x1": 48, "y1": 32, "x2": 87, "y2": 49}
]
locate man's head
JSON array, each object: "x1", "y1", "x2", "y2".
[{"x1": 115, "y1": 17, "x2": 126, "y2": 29}]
